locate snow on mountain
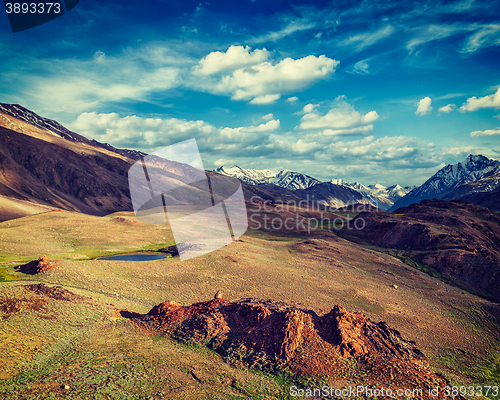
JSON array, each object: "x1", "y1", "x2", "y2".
[
  {"x1": 390, "y1": 154, "x2": 500, "y2": 211},
  {"x1": 328, "y1": 180, "x2": 414, "y2": 210},
  {"x1": 215, "y1": 165, "x2": 320, "y2": 190},
  {"x1": 216, "y1": 165, "x2": 410, "y2": 210},
  {"x1": 442, "y1": 170, "x2": 500, "y2": 207}
]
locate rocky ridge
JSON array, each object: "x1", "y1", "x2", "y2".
[{"x1": 129, "y1": 296, "x2": 454, "y2": 395}]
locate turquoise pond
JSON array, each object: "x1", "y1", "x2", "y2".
[{"x1": 97, "y1": 253, "x2": 167, "y2": 261}]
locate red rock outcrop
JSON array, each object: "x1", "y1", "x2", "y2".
[
  {"x1": 15, "y1": 256, "x2": 59, "y2": 274},
  {"x1": 130, "y1": 297, "x2": 455, "y2": 396}
]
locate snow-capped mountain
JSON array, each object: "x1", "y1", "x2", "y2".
[
  {"x1": 390, "y1": 154, "x2": 500, "y2": 211},
  {"x1": 216, "y1": 165, "x2": 410, "y2": 210},
  {"x1": 329, "y1": 180, "x2": 414, "y2": 210},
  {"x1": 215, "y1": 165, "x2": 320, "y2": 190}
]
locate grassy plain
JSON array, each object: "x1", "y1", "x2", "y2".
[{"x1": 0, "y1": 208, "x2": 499, "y2": 399}]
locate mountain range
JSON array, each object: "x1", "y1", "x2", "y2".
[
  {"x1": 217, "y1": 156, "x2": 500, "y2": 212},
  {"x1": 0, "y1": 102, "x2": 498, "y2": 222},
  {"x1": 216, "y1": 165, "x2": 414, "y2": 210},
  {"x1": 331, "y1": 180, "x2": 415, "y2": 210}
]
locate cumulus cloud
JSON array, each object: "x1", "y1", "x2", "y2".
[
  {"x1": 438, "y1": 104, "x2": 456, "y2": 114},
  {"x1": 326, "y1": 136, "x2": 420, "y2": 161},
  {"x1": 262, "y1": 113, "x2": 274, "y2": 121},
  {"x1": 69, "y1": 112, "x2": 216, "y2": 151},
  {"x1": 67, "y1": 112, "x2": 461, "y2": 186},
  {"x1": 249, "y1": 94, "x2": 281, "y2": 104},
  {"x1": 298, "y1": 98, "x2": 379, "y2": 136},
  {"x1": 286, "y1": 96, "x2": 299, "y2": 103},
  {"x1": 193, "y1": 45, "x2": 270, "y2": 75},
  {"x1": 470, "y1": 127, "x2": 500, "y2": 137},
  {"x1": 460, "y1": 87, "x2": 500, "y2": 112},
  {"x1": 214, "y1": 158, "x2": 237, "y2": 166},
  {"x1": 219, "y1": 120, "x2": 280, "y2": 143},
  {"x1": 415, "y1": 97, "x2": 432, "y2": 116},
  {"x1": 68, "y1": 112, "x2": 279, "y2": 152},
  {"x1": 213, "y1": 54, "x2": 338, "y2": 103},
  {"x1": 300, "y1": 103, "x2": 318, "y2": 114}
]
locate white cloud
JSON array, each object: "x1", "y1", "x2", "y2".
[
  {"x1": 470, "y1": 127, "x2": 500, "y2": 137},
  {"x1": 301, "y1": 103, "x2": 318, "y2": 114},
  {"x1": 438, "y1": 104, "x2": 456, "y2": 114},
  {"x1": 298, "y1": 98, "x2": 379, "y2": 136},
  {"x1": 214, "y1": 54, "x2": 338, "y2": 103},
  {"x1": 69, "y1": 112, "x2": 215, "y2": 151},
  {"x1": 462, "y1": 24, "x2": 500, "y2": 53},
  {"x1": 219, "y1": 119, "x2": 280, "y2": 139},
  {"x1": 352, "y1": 59, "x2": 370, "y2": 75},
  {"x1": 249, "y1": 94, "x2": 281, "y2": 104},
  {"x1": 323, "y1": 125, "x2": 375, "y2": 136},
  {"x1": 249, "y1": 21, "x2": 316, "y2": 44},
  {"x1": 13, "y1": 44, "x2": 188, "y2": 116},
  {"x1": 460, "y1": 87, "x2": 500, "y2": 112},
  {"x1": 68, "y1": 112, "x2": 279, "y2": 152},
  {"x1": 286, "y1": 96, "x2": 299, "y2": 103},
  {"x1": 214, "y1": 159, "x2": 237, "y2": 167},
  {"x1": 67, "y1": 112, "x2": 474, "y2": 187},
  {"x1": 415, "y1": 97, "x2": 432, "y2": 116},
  {"x1": 193, "y1": 45, "x2": 270, "y2": 75},
  {"x1": 338, "y1": 25, "x2": 395, "y2": 51},
  {"x1": 262, "y1": 113, "x2": 274, "y2": 121},
  {"x1": 407, "y1": 25, "x2": 469, "y2": 54},
  {"x1": 327, "y1": 136, "x2": 417, "y2": 160}
]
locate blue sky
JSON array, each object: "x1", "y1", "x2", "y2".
[{"x1": 1, "y1": 0, "x2": 499, "y2": 186}]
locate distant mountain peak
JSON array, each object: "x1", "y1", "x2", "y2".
[
  {"x1": 215, "y1": 165, "x2": 320, "y2": 190},
  {"x1": 217, "y1": 165, "x2": 410, "y2": 210},
  {"x1": 390, "y1": 154, "x2": 500, "y2": 211}
]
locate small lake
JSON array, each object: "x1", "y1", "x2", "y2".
[{"x1": 97, "y1": 253, "x2": 167, "y2": 261}]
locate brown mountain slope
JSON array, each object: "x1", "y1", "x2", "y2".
[
  {"x1": 0, "y1": 106, "x2": 314, "y2": 221},
  {"x1": 458, "y1": 186, "x2": 500, "y2": 211},
  {"x1": 341, "y1": 199, "x2": 500, "y2": 301},
  {"x1": 0, "y1": 125, "x2": 133, "y2": 216}
]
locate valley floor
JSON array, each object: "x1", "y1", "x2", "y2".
[{"x1": 0, "y1": 209, "x2": 499, "y2": 399}]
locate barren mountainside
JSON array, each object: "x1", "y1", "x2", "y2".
[{"x1": 343, "y1": 199, "x2": 500, "y2": 301}]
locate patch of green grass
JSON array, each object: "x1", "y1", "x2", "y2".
[
  {"x1": 436, "y1": 348, "x2": 500, "y2": 400},
  {"x1": 0, "y1": 266, "x2": 23, "y2": 282},
  {"x1": 431, "y1": 299, "x2": 500, "y2": 399},
  {"x1": 387, "y1": 250, "x2": 447, "y2": 281}
]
